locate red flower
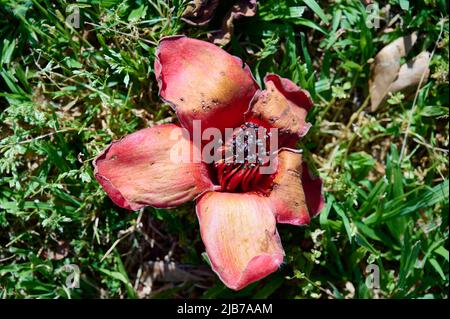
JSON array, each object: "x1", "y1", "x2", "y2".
[{"x1": 94, "y1": 36, "x2": 325, "y2": 290}]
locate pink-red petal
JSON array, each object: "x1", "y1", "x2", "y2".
[
  {"x1": 94, "y1": 124, "x2": 216, "y2": 210},
  {"x1": 302, "y1": 162, "x2": 325, "y2": 217},
  {"x1": 268, "y1": 149, "x2": 324, "y2": 225},
  {"x1": 268, "y1": 149, "x2": 310, "y2": 225},
  {"x1": 155, "y1": 36, "x2": 259, "y2": 133},
  {"x1": 246, "y1": 74, "x2": 313, "y2": 147},
  {"x1": 196, "y1": 192, "x2": 284, "y2": 290}
]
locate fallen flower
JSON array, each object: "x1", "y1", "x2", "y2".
[{"x1": 94, "y1": 36, "x2": 324, "y2": 290}]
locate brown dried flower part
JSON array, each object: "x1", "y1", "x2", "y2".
[
  {"x1": 182, "y1": 0, "x2": 257, "y2": 45},
  {"x1": 208, "y1": 0, "x2": 257, "y2": 46},
  {"x1": 181, "y1": 0, "x2": 220, "y2": 26},
  {"x1": 40, "y1": 240, "x2": 69, "y2": 260}
]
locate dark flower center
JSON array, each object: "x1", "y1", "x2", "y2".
[{"x1": 213, "y1": 122, "x2": 275, "y2": 193}]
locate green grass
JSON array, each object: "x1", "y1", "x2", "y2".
[{"x1": 0, "y1": 0, "x2": 448, "y2": 299}]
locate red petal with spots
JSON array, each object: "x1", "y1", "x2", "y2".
[
  {"x1": 268, "y1": 149, "x2": 323, "y2": 225},
  {"x1": 155, "y1": 36, "x2": 259, "y2": 133},
  {"x1": 94, "y1": 124, "x2": 216, "y2": 210},
  {"x1": 196, "y1": 192, "x2": 284, "y2": 290},
  {"x1": 265, "y1": 74, "x2": 313, "y2": 112},
  {"x1": 246, "y1": 74, "x2": 313, "y2": 147}
]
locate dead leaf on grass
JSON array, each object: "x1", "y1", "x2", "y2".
[
  {"x1": 208, "y1": 0, "x2": 257, "y2": 46},
  {"x1": 182, "y1": 0, "x2": 257, "y2": 45},
  {"x1": 369, "y1": 32, "x2": 430, "y2": 111},
  {"x1": 181, "y1": 0, "x2": 220, "y2": 26}
]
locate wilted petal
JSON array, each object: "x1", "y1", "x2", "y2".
[
  {"x1": 268, "y1": 149, "x2": 323, "y2": 225},
  {"x1": 268, "y1": 149, "x2": 309, "y2": 225},
  {"x1": 155, "y1": 36, "x2": 259, "y2": 132},
  {"x1": 246, "y1": 74, "x2": 313, "y2": 147},
  {"x1": 94, "y1": 124, "x2": 215, "y2": 210},
  {"x1": 196, "y1": 192, "x2": 284, "y2": 290},
  {"x1": 182, "y1": 0, "x2": 220, "y2": 26},
  {"x1": 208, "y1": 0, "x2": 258, "y2": 46}
]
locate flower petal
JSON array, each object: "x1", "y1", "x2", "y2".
[
  {"x1": 301, "y1": 162, "x2": 325, "y2": 217},
  {"x1": 155, "y1": 36, "x2": 259, "y2": 132},
  {"x1": 268, "y1": 150, "x2": 308, "y2": 225},
  {"x1": 94, "y1": 124, "x2": 216, "y2": 210},
  {"x1": 246, "y1": 74, "x2": 313, "y2": 147},
  {"x1": 196, "y1": 192, "x2": 284, "y2": 290},
  {"x1": 268, "y1": 149, "x2": 323, "y2": 225}
]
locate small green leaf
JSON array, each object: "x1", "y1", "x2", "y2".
[
  {"x1": 202, "y1": 252, "x2": 211, "y2": 266},
  {"x1": 434, "y1": 246, "x2": 449, "y2": 262},
  {"x1": 429, "y1": 258, "x2": 446, "y2": 280},
  {"x1": 419, "y1": 106, "x2": 449, "y2": 117},
  {"x1": 333, "y1": 202, "x2": 353, "y2": 243},
  {"x1": 399, "y1": 0, "x2": 410, "y2": 11},
  {"x1": 303, "y1": 0, "x2": 329, "y2": 24},
  {"x1": 128, "y1": 5, "x2": 147, "y2": 22}
]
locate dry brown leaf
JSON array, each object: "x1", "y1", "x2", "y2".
[
  {"x1": 181, "y1": 0, "x2": 257, "y2": 46},
  {"x1": 135, "y1": 261, "x2": 213, "y2": 298},
  {"x1": 369, "y1": 32, "x2": 430, "y2": 111},
  {"x1": 181, "y1": 0, "x2": 220, "y2": 26},
  {"x1": 389, "y1": 51, "x2": 431, "y2": 93},
  {"x1": 208, "y1": 0, "x2": 257, "y2": 46},
  {"x1": 40, "y1": 240, "x2": 69, "y2": 260}
]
